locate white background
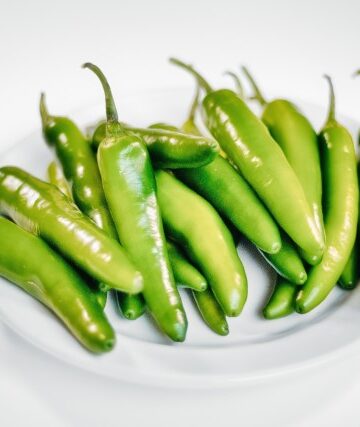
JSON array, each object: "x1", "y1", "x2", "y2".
[{"x1": 1, "y1": 0, "x2": 360, "y2": 425}]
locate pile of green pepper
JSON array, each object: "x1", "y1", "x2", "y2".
[{"x1": 0, "y1": 59, "x2": 358, "y2": 354}]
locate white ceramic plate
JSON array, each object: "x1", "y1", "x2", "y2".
[{"x1": 0, "y1": 87, "x2": 359, "y2": 389}]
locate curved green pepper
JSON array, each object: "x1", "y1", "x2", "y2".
[
  {"x1": 151, "y1": 97, "x2": 282, "y2": 255},
  {"x1": 47, "y1": 161, "x2": 72, "y2": 199},
  {"x1": 0, "y1": 217, "x2": 115, "y2": 353},
  {"x1": 339, "y1": 236, "x2": 359, "y2": 289},
  {"x1": 296, "y1": 77, "x2": 359, "y2": 313},
  {"x1": 193, "y1": 288, "x2": 229, "y2": 336},
  {"x1": 91, "y1": 123, "x2": 219, "y2": 169},
  {"x1": 47, "y1": 161, "x2": 108, "y2": 309},
  {"x1": 155, "y1": 170, "x2": 247, "y2": 317},
  {"x1": 242, "y1": 67, "x2": 324, "y2": 264},
  {"x1": 259, "y1": 234, "x2": 307, "y2": 285},
  {"x1": 167, "y1": 240, "x2": 207, "y2": 292},
  {"x1": 263, "y1": 277, "x2": 297, "y2": 319},
  {"x1": 84, "y1": 63, "x2": 187, "y2": 342},
  {"x1": 116, "y1": 293, "x2": 146, "y2": 320},
  {"x1": 170, "y1": 58, "x2": 325, "y2": 265},
  {"x1": 40, "y1": 95, "x2": 118, "y2": 238},
  {"x1": 0, "y1": 166, "x2": 142, "y2": 294}
]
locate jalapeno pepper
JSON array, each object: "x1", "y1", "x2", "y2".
[
  {"x1": 170, "y1": 58, "x2": 325, "y2": 265},
  {"x1": 91, "y1": 123, "x2": 219, "y2": 169},
  {"x1": 84, "y1": 63, "x2": 187, "y2": 342},
  {"x1": 0, "y1": 166, "x2": 142, "y2": 294},
  {"x1": 241, "y1": 67, "x2": 324, "y2": 264},
  {"x1": 296, "y1": 76, "x2": 359, "y2": 313},
  {"x1": 155, "y1": 170, "x2": 247, "y2": 317},
  {"x1": 0, "y1": 217, "x2": 115, "y2": 353}
]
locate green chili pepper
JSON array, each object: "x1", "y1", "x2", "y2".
[
  {"x1": 193, "y1": 288, "x2": 229, "y2": 336},
  {"x1": 0, "y1": 217, "x2": 115, "y2": 353},
  {"x1": 47, "y1": 161, "x2": 108, "y2": 309},
  {"x1": 151, "y1": 93, "x2": 282, "y2": 255},
  {"x1": 41, "y1": 95, "x2": 118, "y2": 238},
  {"x1": 241, "y1": 67, "x2": 324, "y2": 264},
  {"x1": 296, "y1": 76, "x2": 359, "y2": 313},
  {"x1": 338, "y1": 237, "x2": 359, "y2": 289},
  {"x1": 116, "y1": 293, "x2": 146, "y2": 320},
  {"x1": 155, "y1": 170, "x2": 247, "y2": 317},
  {"x1": 259, "y1": 234, "x2": 307, "y2": 284},
  {"x1": 263, "y1": 277, "x2": 297, "y2": 319},
  {"x1": 47, "y1": 161, "x2": 73, "y2": 199},
  {"x1": 0, "y1": 166, "x2": 142, "y2": 294},
  {"x1": 167, "y1": 240, "x2": 207, "y2": 292},
  {"x1": 91, "y1": 122, "x2": 219, "y2": 169},
  {"x1": 84, "y1": 63, "x2": 187, "y2": 342},
  {"x1": 170, "y1": 58, "x2": 325, "y2": 265},
  {"x1": 44, "y1": 110, "x2": 142, "y2": 318}
]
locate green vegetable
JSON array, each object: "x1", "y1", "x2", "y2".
[
  {"x1": 91, "y1": 123, "x2": 219, "y2": 169},
  {"x1": 193, "y1": 288, "x2": 229, "y2": 335},
  {"x1": 0, "y1": 217, "x2": 115, "y2": 353},
  {"x1": 84, "y1": 63, "x2": 187, "y2": 342},
  {"x1": 259, "y1": 234, "x2": 307, "y2": 285},
  {"x1": 263, "y1": 277, "x2": 297, "y2": 319},
  {"x1": 47, "y1": 161, "x2": 108, "y2": 309},
  {"x1": 116, "y1": 293, "x2": 146, "y2": 320},
  {"x1": 167, "y1": 240, "x2": 207, "y2": 292},
  {"x1": 0, "y1": 166, "x2": 142, "y2": 294},
  {"x1": 296, "y1": 76, "x2": 359, "y2": 313},
  {"x1": 242, "y1": 67, "x2": 324, "y2": 264},
  {"x1": 170, "y1": 58, "x2": 325, "y2": 265},
  {"x1": 339, "y1": 236, "x2": 359, "y2": 289},
  {"x1": 155, "y1": 170, "x2": 247, "y2": 317}
]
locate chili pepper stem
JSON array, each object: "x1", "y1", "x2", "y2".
[
  {"x1": 82, "y1": 63, "x2": 121, "y2": 128},
  {"x1": 187, "y1": 85, "x2": 200, "y2": 122},
  {"x1": 39, "y1": 93, "x2": 51, "y2": 128},
  {"x1": 169, "y1": 58, "x2": 213, "y2": 94},
  {"x1": 324, "y1": 75, "x2": 336, "y2": 123},
  {"x1": 224, "y1": 71, "x2": 245, "y2": 99},
  {"x1": 241, "y1": 66, "x2": 267, "y2": 106}
]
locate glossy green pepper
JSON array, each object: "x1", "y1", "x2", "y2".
[
  {"x1": 263, "y1": 277, "x2": 297, "y2": 319},
  {"x1": 0, "y1": 217, "x2": 115, "y2": 353},
  {"x1": 242, "y1": 67, "x2": 324, "y2": 263},
  {"x1": 296, "y1": 77, "x2": 359, "y2": 313},
  {"x1": 91, "y1": 123, "x2": 219, "y2": 169},
  {"x1": 47, "y1": 161, "x2": 72, "y2": 199},
  {"x1": 40, "y1": 95, "x2": 118, "y2": 238},
  {"x1": 170, "y1": 58, "x2": 325, "y2": 265},
  {"x1": 151, "y1": 98, "x2": 281, "y2": 255},
  {"x1": 193, "y1": 288, "x2": 229, "y2": 336},
  {"x1": 0, "y1": 166, "x2": 142, "y2": 294},
  {"x1": 116, "y1": 293, "x2": 146, "y2": 320},
  {"x1": 339, "y1": 236, "x2": 359, "y2": 289},
  {"x1": 47, "y1": 161, "x2": 108, "y2": 309},
  {"x1": 167, "y1": 240, "x2": 207, "y2": 292},
  {"x1": 84, "y1": 63, "x2": 187, "y2": 342},
  {"x1": 155, "y1": 170, "x2": 247, "y2": 317},
  {"x1": 260, "y1": 234, "x2": 307, "y2": 285},
  {"x1": 115, "y1": 240, "x2": 207, "y2": 320}
]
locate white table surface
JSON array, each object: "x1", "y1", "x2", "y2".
[{"x1": 1, "y1": 0, "x2": 360, "y2": 425}]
